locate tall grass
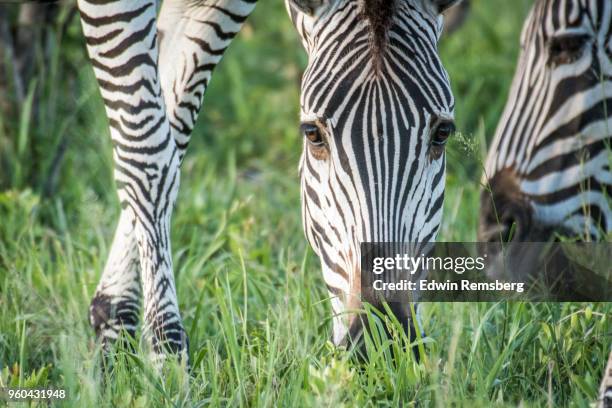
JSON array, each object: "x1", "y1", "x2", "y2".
[{"x1": 0, "y1": 0, "x2": 610, "y2": 406}]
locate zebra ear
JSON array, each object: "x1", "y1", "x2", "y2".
[
  {"x1": 430, "y1": 0, "x2": 464, "y2": 14},
  {"x1": 442, "y1": 0, "x2": 469, "y2": 34},
  {"x1": 289, "y1": 0, "x2": 326, "y2": 15}
]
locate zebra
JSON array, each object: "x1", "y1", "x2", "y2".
[
  {"x1": 77, "y1": 0, "x2": 461, "y2": 361},
  {"x1": 477, "y1": 0, "x2": 611, "y2": 406}
]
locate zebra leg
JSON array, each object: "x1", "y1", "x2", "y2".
[
  {"x1": 78, "y1": 0, "x2": 187, "y2": 359},
  {"x1": 157, "y1": 0, "x2": 258, "y2": 159},
  {"x1": 81, "y1": 0, "x2": 257, "y2": 360},
  {"x1": 82, "y1": 0, "x2": 260, "y2": 356},
  {"x1": 89, "y1": 210, "x2": 141, "y2": 349}
]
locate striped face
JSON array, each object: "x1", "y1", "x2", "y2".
[
  {"x1": 480, "y1": 0, "x2": 612, "y2": 242},
  {"x1": 287, "y1": 0, "x2": 457, "y2": 344}
]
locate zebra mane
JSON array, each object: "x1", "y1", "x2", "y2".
[{"x1": 362, "y1": 0, "x2": 396, "y2": 71}]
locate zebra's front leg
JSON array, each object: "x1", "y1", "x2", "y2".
[
  {"x1": 133, "y1": 170, "x2": 189, "y2": 359},
  {"x1": 78, "y1": 0, "x2": 188, "y2": 361},
  {"x1": 90, "y1": 210, "x2": 141, "y2": 349}
]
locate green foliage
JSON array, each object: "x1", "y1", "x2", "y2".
[{"x1": 0, "y1": 1, "x2": 610, "y2": 407}]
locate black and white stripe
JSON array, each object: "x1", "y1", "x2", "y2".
[
  {"x1": 480, "y1": 0, "x2": 612, "y2": 242},
  {"x1": 478, "y1": 1, "x2": 611, "y2": 405},
  {"x1": 82, "y1": 0, "x2": 460, "y2": 360},
  {"x1": 80, "y1": 0, "x2": 256, "y2": 361},
  {"x1": 288, "y1": 0, "x2": 458, "y2": 345}
]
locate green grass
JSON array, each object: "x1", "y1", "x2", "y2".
[{"x1": 0, "y1": 0, "x2": 610, "y2": 406}]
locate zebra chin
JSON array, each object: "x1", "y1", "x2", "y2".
[
  {"x1": 328, "y1": 289, "x2": 424, "y2": 361},
  {"x1": 315, "y1": 239, "x2": 430, "y2": 357}
]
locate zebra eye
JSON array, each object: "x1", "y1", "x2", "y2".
[
  {"x1": 549, "y1": 34, "x2": 589, "y2": 66},
  {"x1": 301, "y1": 122, "x2": 325, "y2": 147},
  {"x1": 432, "y1": 120, "x2": 455, "y2": 147},
  {"x1": 429, "y1": 119, "x2": 455, "y2": 160}
]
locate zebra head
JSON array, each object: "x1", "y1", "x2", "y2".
[
  {"x1": 480, "y1": 0, "x2": 612, "y2": 243},
  {"x1": 286, "y1": 0, "x2": 459, "y2": 345}
]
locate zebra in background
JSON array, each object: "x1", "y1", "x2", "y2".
[
  {"x1": 477, "y1": 0, "x2": 611, "y2": 406},
  {"x1": 479, "y1": 0, "x2": 611, "y2": 242},
  {"x1": 79, "y1": 0, "x2": 462, "y2": 361}
]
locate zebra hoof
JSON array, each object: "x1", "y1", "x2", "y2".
[
  {"x1": 89, "y1": 293, "x2": 115, "y2": 343},
  {"x1": 148, "y1": 328, "x2": 190, "y2": 371},
  {"x1": 89, "y1": 293, "x2": 138, "y2": 350},
  {"x1": 149, "y1": 319, "x2": 190, "y2": 362}
]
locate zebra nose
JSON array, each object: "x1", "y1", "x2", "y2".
[
  {"x1": 344, "y1": 302, "x2": 423, "y2": 362},
  {"x1": 478, "y1": 169, "x2": 532, "y2": 243},
  {"x1": 478, "y1": 193, "x2": 531, "y2": 242}
]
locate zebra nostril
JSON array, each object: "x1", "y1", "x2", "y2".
[
  {"x1": 500, "y1": 214, "x2": 519, "y2": 242},
  {"x1": 485, "y1": 203, "x2": 532, "y2": 243},
  {"x1": 478, "y1": 169, "x2": 533, "y2": 243}
]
